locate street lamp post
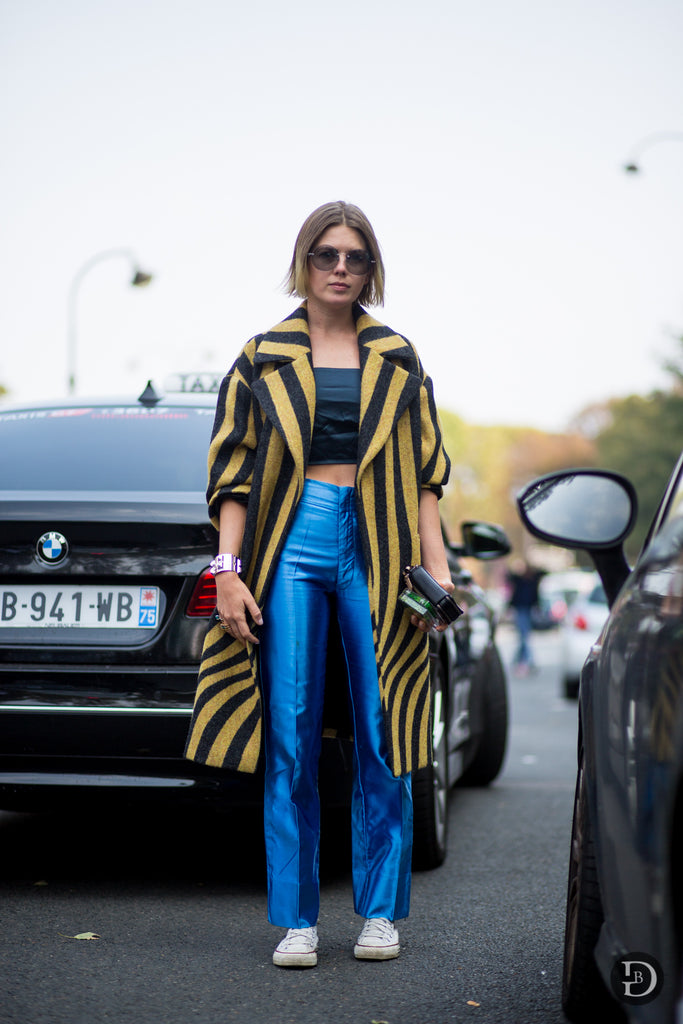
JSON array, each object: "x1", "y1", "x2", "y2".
[
  {"x1": 67, "y1": 247, "x2": 153, "y2": 395},
  {"x1": 622, "y1": 131, "x2": 683, "y2": 174}
]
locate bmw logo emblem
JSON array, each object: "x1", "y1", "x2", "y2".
[{"x1": 36, "y1": 531, "x2": 69, "y2": 565}]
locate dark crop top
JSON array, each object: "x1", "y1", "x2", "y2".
[{"x1": 308, "y1": 367, "x2": 361, "y2": 466}]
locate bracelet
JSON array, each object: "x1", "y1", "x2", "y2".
[{"x1": 209, "y1": 553, "x2": 242, "y2": 576}]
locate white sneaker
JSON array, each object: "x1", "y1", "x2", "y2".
[
  {"x1": 273, "y1": 926, "x2": 318, "y2": 968},
  {"x1": 354, "y1": 917, "x2": 400, "y2": 960}
]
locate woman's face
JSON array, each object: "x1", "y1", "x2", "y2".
[{"x1": 306, "y1": 224, "x2": 370, "y2": 312}]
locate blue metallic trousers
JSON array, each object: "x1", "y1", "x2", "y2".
[{"x1": 259, "y1": 479, "x2": 413, "y2": 928}]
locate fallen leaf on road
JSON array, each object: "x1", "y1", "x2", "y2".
[
  {"x1": 33, "y1": 880, "x2": 48, "y2": 887},
  {"x1": 60, "y1": 932, "x2": 101, "y2": 940},
  {"x1": 467, "y1": 1001, "x2": 480, "y2": 1007}
]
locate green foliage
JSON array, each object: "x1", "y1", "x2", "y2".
[
  {"x1": 438, "y1": 335, "x2": 683, "y2": 570},
  {"x1": 438, "y1": 409, "x2": 596, "y2": 565},
  {"x1": 596, "y1": 386, "x2": 683, "y2": 557},
  {"x1": 590, "y1": 334, "x2": 683, "y2": 556}
]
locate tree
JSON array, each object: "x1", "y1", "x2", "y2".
[
  {"x1": 437, "y1": 410, "x2": 596, "y2": 575},
  {"x1": 593, "y1": 337, "x2": 683, "y2": 557},
  {"x1": 435, "y1": 335, "x2": 683, "y2": 573}
]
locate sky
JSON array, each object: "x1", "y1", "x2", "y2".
[{"x1": 1, "y1": 0, "x2": 682, "y2": 431}]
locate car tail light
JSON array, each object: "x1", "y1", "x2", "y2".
[
  {"x1": 186, "y1": 571, "x2": 217, "y2": 617},
  {"x1": 573, "y1": 613, "x2": 589, "y2": 631}
]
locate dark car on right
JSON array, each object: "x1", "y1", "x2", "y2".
[{"x1": 517, "y1": 459, "x2": 683, "y2": 1024}]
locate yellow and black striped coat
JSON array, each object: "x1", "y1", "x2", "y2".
[{"x1": 185, "y1": 303, "x2": 450, "y2": 777}]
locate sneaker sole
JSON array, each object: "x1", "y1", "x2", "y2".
[
  {"x1": 273, "y1": 951, "x2": 318, "y2": 968},
  {"x1": 353, "y1": 944, "x2": 400, "y2": 961}
]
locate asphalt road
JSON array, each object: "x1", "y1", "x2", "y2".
[{"x1": 0, "y1": 625, "x2": 579, "y2": 1024}]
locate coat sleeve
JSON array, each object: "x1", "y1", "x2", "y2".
[
  {"x1": 206, "y1": 338, "x2": 260, "y2": 530},
  {"x1": 418, "y1": 365, "x2": 451, "y2": 498}
]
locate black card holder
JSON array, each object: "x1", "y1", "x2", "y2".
[{"x1": 402, "y1": 565, "x2": 463, "y2": 625}]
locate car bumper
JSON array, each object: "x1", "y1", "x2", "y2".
[{"x1": 0, "y1": 705, "x2": 354, "y2": 810}]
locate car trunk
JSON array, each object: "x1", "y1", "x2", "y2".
[{"x1": 0, "y1": 494, "x2": 215, "y2": 755}]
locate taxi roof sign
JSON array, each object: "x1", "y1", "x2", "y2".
[{"x1": 165, "y1": 373, "x2": 221, "y2": 394}]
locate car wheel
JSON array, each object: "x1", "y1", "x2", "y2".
[
  {"x1": 562, "y1": 755, "x2": 626, "y2": 1022},
  {"x1": 564, "y1": 675, "x2": 580, "y2": 700},
  {"x1": 412, "y1": 657, "x2": 448, "y2": 871},
  {"x1": 458, "y1": 646, "x2": 508, "y2": 786}
]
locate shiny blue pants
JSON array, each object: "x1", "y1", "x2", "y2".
[{"x1": 260, "y1": 479, "x2": 413, "y2": 928}]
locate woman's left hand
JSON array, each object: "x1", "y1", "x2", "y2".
[{"x1": 410, "y1": 567, "x2": 455, "y2": 634}]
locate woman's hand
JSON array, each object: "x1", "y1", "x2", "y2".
[
  {"x1": 409, "y1": 568, "x2": 455, "y2": 634},
  {"x1": 215, "y1": 572, "x2": 263, "y2": 645},
  {"x1": 214, "y1": 499, "x2": 260, "y2": 645}
]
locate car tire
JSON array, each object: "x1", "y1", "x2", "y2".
[
  {"x1": 458, "y1": 646, "x2": 508, "y2": 787},
  {"x1": 412, "y1": 657, "x2": 448, "y2": 871},
  {"x1": 564, "y1": 675, "x2": 580, "y2": 700},
  {"x1": 562, "y1": 756, "x2": 626, "y2": 1022}
]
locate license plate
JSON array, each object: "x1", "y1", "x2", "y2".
[{"x1": 0, "y1": 585, "x2": 160, "y2": 629}]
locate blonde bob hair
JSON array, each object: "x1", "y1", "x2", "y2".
[{"x1": 284, "y1": 201, "x2": 385, "y2": 307}]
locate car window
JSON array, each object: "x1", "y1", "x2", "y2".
[
  {"x1": 0, "y1": 406, "x2": 214, "y2": 492},
  {"x1": 588, "y1": 584, "x2": 606, "y2": 605},
  {"x1": 640, "y1": 454, "x2": 683, "y2": 555},
  {"x1": 663, "y1": 467, "x2": 683, "y2": 525}
]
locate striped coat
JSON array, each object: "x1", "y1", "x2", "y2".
[{"x1": 184, "y1": 303, "x2": 450, "y2": 777}]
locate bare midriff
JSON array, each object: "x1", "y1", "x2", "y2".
[{"x1": 306, "y1": 464, "x2": 357, "y2": 488}]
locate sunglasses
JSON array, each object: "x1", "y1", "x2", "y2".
[{"x1": 308, "y1": 246, "x2": 374, "y2": 276}]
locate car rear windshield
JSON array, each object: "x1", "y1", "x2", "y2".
[{"x1": 0, "y1": 405, "x2": 214, "y2": 491}]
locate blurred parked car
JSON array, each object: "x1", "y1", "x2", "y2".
[
  {"x1": 517, "y1": 461, "x2": 683, "y2": 1023},
  {"x1": 560, "y1": 574, "x2": 609, "y2": 699},
  {"x1": 532, "y1": 568, "x2": 598, "y2": 630},
  {"x1": 0, "y1": 386, "x2": 511, "y2": 870}
]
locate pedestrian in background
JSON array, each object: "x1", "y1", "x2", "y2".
[
  {"x1": 507, "y1": 559, "x2": 543, "y2": 675},
  {"x1": 185, "y1": 201, "x2": 453, "y2": 967}
]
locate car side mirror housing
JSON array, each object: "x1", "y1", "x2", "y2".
[
  {"x1": 453, "y1": 521, "x2": 511, "y2": 561},
  {"x1": 516, "y1": 469, "x2": 638, "y2": 607}
]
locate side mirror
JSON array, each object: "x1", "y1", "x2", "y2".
[
  {"x1": 516, "y1": 469, "x2": 638, "y2": 606},
  {"x1": 454, "y1": 521, "x2": 511, "y2": 561}
]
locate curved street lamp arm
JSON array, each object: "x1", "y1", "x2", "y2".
[
  {"x1": 67, "y1": 248, "x2": 153, "y2": 395},
  {"x1": 622, "y1": 131, "x2": 683, "y2": 173}
]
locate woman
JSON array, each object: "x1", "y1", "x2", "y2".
[{"x1": 185, "y1": 201, "x2": 453, "y2": 967}]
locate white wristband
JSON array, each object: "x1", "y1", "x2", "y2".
[{"x1": 209, "y1": 553, "x2": 242, "y2": 576}]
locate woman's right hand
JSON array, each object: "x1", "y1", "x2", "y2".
[{"x1": 215, "y1": 572, "x2": 263, "y2": 645}]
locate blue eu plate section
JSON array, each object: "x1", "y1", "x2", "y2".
[{"x1": 138, "y1": 587, "x2": 159, "y2": 627}]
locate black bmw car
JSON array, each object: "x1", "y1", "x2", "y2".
[{"x1": 0, "y1": 383, "x2": 510, "y2": 870}]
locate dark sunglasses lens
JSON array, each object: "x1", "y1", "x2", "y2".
[
  {"x1": 311, "y1": 248, "x2": 339, "y2": 271},
  {"x1": 346, "y1": 251, "x2": 371, "y2": 274}
]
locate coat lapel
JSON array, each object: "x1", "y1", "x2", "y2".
[
  {"x1": 250, "y1": 304, "x2": 421, "y2": 488},
  {"x1": 356, "y1": 311, "x2": 421, "y2": 482},
  {"x1": 251, "y1": 308, "x2": 315, "y2": 494}
]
